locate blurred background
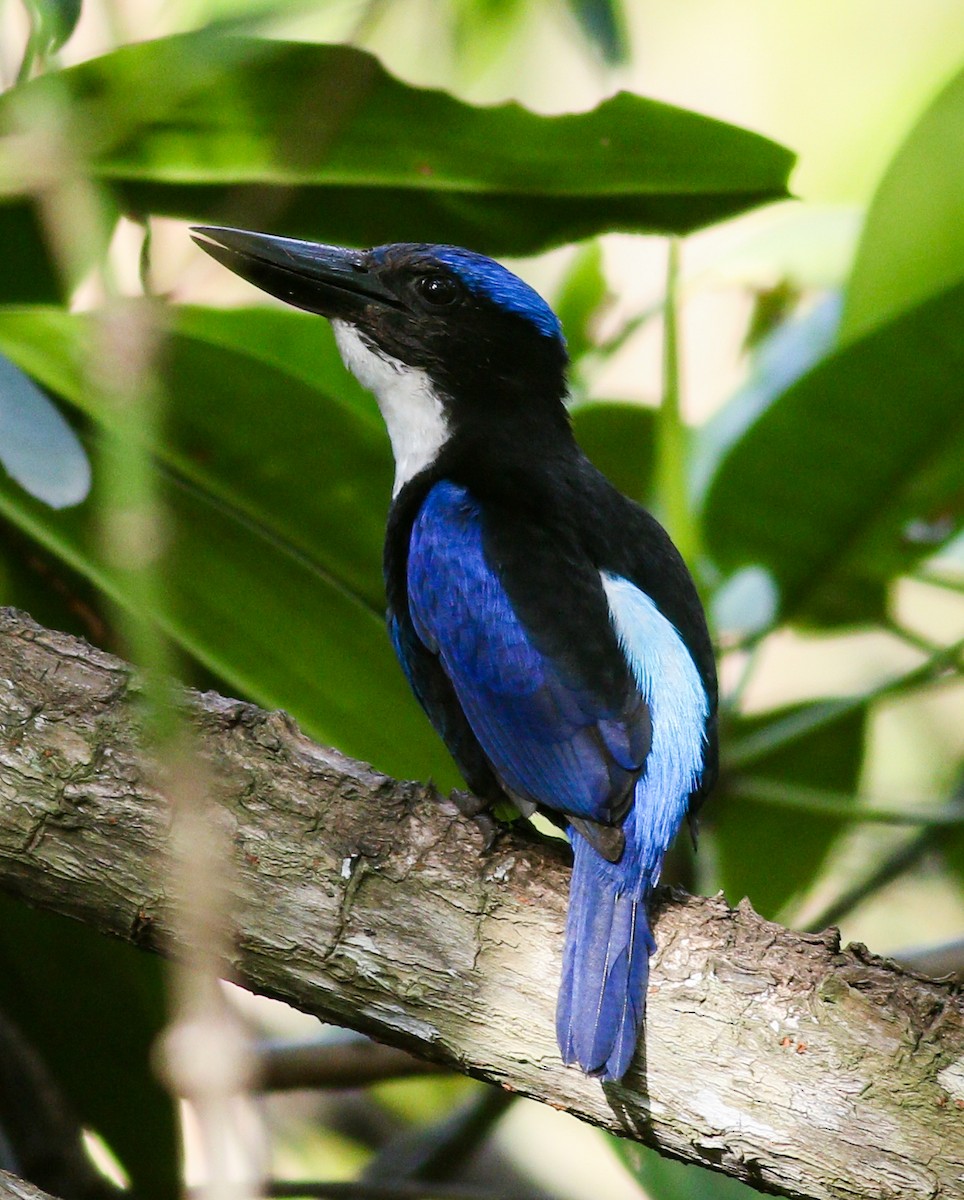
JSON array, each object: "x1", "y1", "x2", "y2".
[{"x1": 0, "y1": 2, "x2": 962, "y2": 1199}]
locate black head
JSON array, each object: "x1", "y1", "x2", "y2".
[{"x1": 191, "y1": 226, "x2": 570, "y2": 416}]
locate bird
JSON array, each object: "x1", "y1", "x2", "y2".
[{"x1": 192, "y1": 225, "x2": 718, "y2": 1082}]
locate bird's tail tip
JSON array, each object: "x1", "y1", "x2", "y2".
[{"x1": 556, "y1": 864, "x2": 656, "y2": 1083}]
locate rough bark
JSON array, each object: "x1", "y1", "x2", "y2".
[
  {"x1": 0, "y1": 1173, "x2": 60, "y2": 1200},
  {"x1": 0, "y1": 607, "x2": 961, "y2": 1200}
]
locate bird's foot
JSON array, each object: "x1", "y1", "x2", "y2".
[{"x1": 451, "y1": 790, "x2": 502, "y2": 851}]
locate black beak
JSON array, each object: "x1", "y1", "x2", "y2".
[{"x1": 190, "y1": 226, "x2": 400, "y2": 318}]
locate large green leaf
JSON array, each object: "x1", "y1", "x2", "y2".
[
  {"x1": 841, "y1": 64, "x2": 964, "y2": 344},
  {"x1": 0, "y1": 894, "x2": 176, "y2": 1199},
  {"x1": 0, "y1": 440, "x2": 455, "y2": 787},
  {"x1": 702, "y1": 281, "x2": 964, "y2": 626},
  {"x1": 0, "y1": 34, "x2": 794, "y2": 254},
  {"x1": 616, "y1": 1139, "x2": 762, "y2": 1200},
  {"x1": 0, "y1": 304, "x2": 389, "y2": 613}
]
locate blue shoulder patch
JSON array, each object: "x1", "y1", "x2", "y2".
[
  {"x1": 432, "y1": 247, "x2": 564, "y2": 341},
  {"x1": 406, "y1": 481, "x2": 642, "y2": 819}
]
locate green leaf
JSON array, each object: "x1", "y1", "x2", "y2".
[
  {"x1": 2, "y1": 34, "x2": 794, "y2": 255},
  {"x1": 712, "y1": 705, "x2": 867, "y2": 919},
  {"x1": 841, "y1": 64, "x2": 964, "y2": 345},
  {"x1": 571, "y1": 400, "x2": 655, "y2": 505},
  {"x1": 565, "y1": 0, "x2": 630, "y2": 65},
  {"x1": 0, "y1": 894, "x2": 177, "y2": 1199},
  {"x1": 0, "y1": 203, "x2": 62, "y2": 305},
  {"x1": 0, "y1": 305, "x2": 456, "y2": 785},
  {"x1": 554, "y1": 242, "x2": 609, "y2": 364},
  {"x1": 21, "y1": 0, "x2": 82, "y2": 54},
  {"x1": 0, "y1": 304, "x2": 388, "y2": 611},
  {"x1": 702, "y1": 281, "x2": 964, "y2": 626},
  {"x1": 0, "y1": 352, "x2": 90, "y2": 509},
  {"x1": 615, "y1": 1139, "x2": 762, "y2": 1200}
]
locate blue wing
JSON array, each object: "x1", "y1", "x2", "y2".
[{"x1": 405, "y1": 481, "x2": 648, "y2": 824}]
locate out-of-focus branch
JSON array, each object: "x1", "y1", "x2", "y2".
[
  {"x1": 1, "y1": 608, "x2": 963, "y2": 1200},
  {"x1": 258, "y1": 1037, "x2": 443, "y2": 1091}
]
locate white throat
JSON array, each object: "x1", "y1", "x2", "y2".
[{"x1": 332, "y1": 321, "x2": 451, "y2": 496}]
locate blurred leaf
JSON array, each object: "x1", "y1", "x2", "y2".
[
  {"x1": 1, "y1": 35, "x2": 795, "y2": 255},
  {"x1": 571, "y1": 400, "x2": 655, "y2": 505},
  {"x1": 741, "y1": 279, "x2": 803, "y2": 352},
  {"x1": 711, "y1": 705, "x2": 867, "y2": 919},
  {"x1": 22, "y1": 0, "x2": 82, "y2": 54},
  {"x1": 0, "y1": 305, "x2": 456, "y2": 784},
  {"x1": 0, "y1": 352, "x2": 90, "y2": 509},
  {"x1": 702, "y1": 281, "x2": 964, "y2": 626},
  {"x1": 0, "y1": 204, "x2": 62, "y2": 305},
  {"x1": 0, "y1": 894, "x2": 176, "y2": 1200},
  {"x1": 565, "y1": 0, "x2": 629, "y2": 65},
  {"x1": 841, "y1": 64, "x2": 964, "y2": 344},
  {"x1": 710, "y1": 565, "x2": 778, "y2": 638},
  {"x1": 615, "y1": 1139, "x2": 762, "y2": 1199},
  {"x1": 690, "y1": 293, "x2": 840, "y2": 504},
  {"x1": 554, "y1": 241, "x2": 608, "y2": 363}
]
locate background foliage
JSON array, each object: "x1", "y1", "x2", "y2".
[{"x1": 0, "y1": 2, "x2": 961, "y2": 1199}]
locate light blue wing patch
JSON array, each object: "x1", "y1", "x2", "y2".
[
  {"x1": 406, "y1": 481, "x2": 642, "y2": 819},
  {"x1": 600, "y1": 572, "x2": 709, "y2": 880}
]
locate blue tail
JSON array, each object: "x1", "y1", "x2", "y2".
[{"x1": 556, "y1": 828, "x2": 656, "y2": 1082}]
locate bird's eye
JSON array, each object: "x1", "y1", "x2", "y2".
[{"x1": 414, "y1": 273, "x2": 460, "y2": 307}]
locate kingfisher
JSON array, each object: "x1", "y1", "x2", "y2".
[{"x1": 192, "y1": 226, "x2": 718, "y2": 1082}]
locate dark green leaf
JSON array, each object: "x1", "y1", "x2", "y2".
[
  {"x1": 702, "y1": 281, "x2": 964, "y2": 626},
  {"x1": 0, "y1": 203, "x2": 62, "y2": 305},
  {"x1": 2, "y1": 35, "x2": 794, "y2": 254},
  {"x1": 711, "y1": 705, "x2": 867, "y2": 919},
  {"x1": 841, "y1": 64, "x2": 964, "y2": 344},
  {"x1": 0, "y1": 894, "x2": 177, "y2": 1199},
  {"x1": 571, "y1": 400, "x2": 655, "y2": 505}
]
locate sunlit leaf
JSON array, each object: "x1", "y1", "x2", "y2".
[
  {"x1": 841, "y1": 64, "x2": 964, "y2": 344},
  {"x1": 21, "y1": 0, "x2": 82, "y2": 55},
  {"x1": 1, "y1": 34, "x2": 794, "y2": 255}
]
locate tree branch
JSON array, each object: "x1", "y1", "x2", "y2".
[{"x1": 0, "y1": 608, "x2": 962, "y2": 1200}]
